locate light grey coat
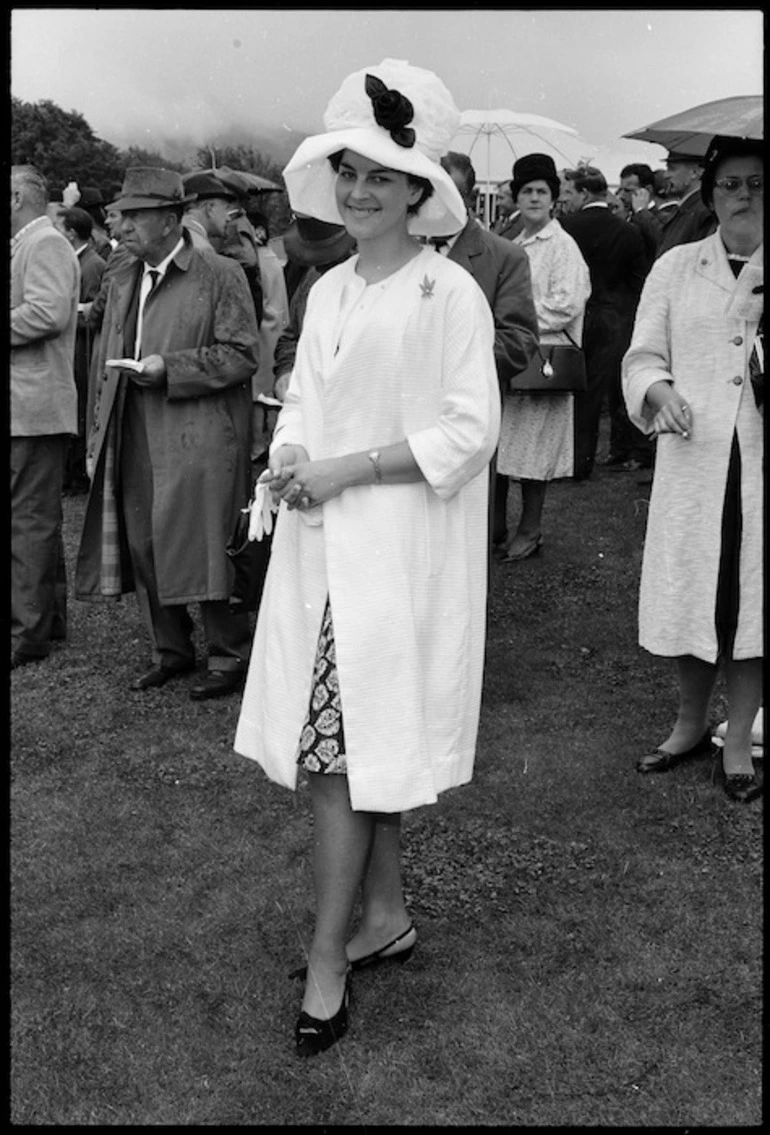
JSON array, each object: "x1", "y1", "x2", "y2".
[
  {"x1": 622, "y1": 231, "x2": 763, "y2": 663},
  {"x1": 11, "y1": 216, "x2": 80, "y2": 436}
]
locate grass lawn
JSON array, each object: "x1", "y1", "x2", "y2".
[{"x1": 11, "y1": 427, "x2": 763, "y2": 1125}]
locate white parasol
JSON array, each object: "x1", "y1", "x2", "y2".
[{"x1": 449, "y1": 109, "x2": 596, "y2": 226}]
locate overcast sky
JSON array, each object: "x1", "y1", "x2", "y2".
[{"x1": 10, "y1": 7, "x2": 764, "y2": 178}]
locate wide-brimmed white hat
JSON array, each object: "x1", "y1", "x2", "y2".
[{"x1": 282, "y1": 59, "x2": 467, "y2": 238}]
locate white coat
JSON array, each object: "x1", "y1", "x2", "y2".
[
  {"x1": 622, "y1": 231, "x2": 763, "y2": 664},
  {"x1": 235, "y1": 247, "x2": 500, "y2": 811}
]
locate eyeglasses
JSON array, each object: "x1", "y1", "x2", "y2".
[{"x1": 713, "y1": 175, "x2": 763, "y2": 196}]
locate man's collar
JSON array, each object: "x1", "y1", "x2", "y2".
[{"x1": 144, "y1": 236, "x2": 184, "y2": 277}]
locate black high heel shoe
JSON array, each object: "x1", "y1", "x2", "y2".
[
  {"x1": 295, "y1": 968, "x2": 351, "y2": 1058},
  {"x1": 350, "y1": 923, "x2": 417, "y2": 972}
]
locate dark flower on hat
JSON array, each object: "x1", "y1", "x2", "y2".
[{"x1": 365, "y1": 73, "x2": 415, "y2": 149}]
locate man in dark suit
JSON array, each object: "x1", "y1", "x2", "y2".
[
  {"x1": 655, "y1": 150, "x2": 716, "y2": 258},
  {"x1": 59, "y1": 206, "x2": 106, "y2": 493},
  {"x1": 560, "y1": 166, "x2": 648, "y2": 478},
  {"x1": 617, "y1": 163, "x2": 663, "y2": 271},
  {"x1": 491, "y1": 179, "x2": 524, "y2": 241},
  {"x1": 437, "y1": 153, "x2": 539, "y2": 548}
]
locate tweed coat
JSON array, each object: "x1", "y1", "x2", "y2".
[
  {"x1": 11, "y1": 216, "x2": 80, "y2": 436},
  {"x1": 622, "y1": 231, "x2": 763, "y2": 663},
  {"x1": 75, "y1": 231, "x2": 259, "y2": 604},
  {"x1": 235, "y1": 248, "x2": 500, "y2": 812}
]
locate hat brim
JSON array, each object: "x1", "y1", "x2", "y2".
[
  {"x1": 283, "y1": 224, "x2": 357, "y2": 266},
  {"x1": 283, "y1": 127, "x2": 467, "y2": 238},
  {"x1": 109, "y1": 193, "x2": 197, "y2": 211}
]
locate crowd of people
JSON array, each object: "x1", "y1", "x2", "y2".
[{"x1": 10, "y1": 58, "x2": 763, "y2": 1058}]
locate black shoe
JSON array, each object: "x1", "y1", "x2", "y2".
[
  {"x1": 610, "y1": 458, "x2": 649, "y2": 473},
  {"x1": 289, "y1": 924, "x2": 417, "y2": 981},
  {"x1": 501, "y1": 535, "x2": 543, "y2": 563},
  {"x1": 130, "y1": 662, "x2": 195, "y2": 691},
  {"x1": 723, "y1": 772, "x2": 763, "y2": 803},
  {"x1": 189, "y1": 670, "x2": 245, "y2": 701},
  {"x1": 636, "y1": 729, "x2": 714, "y2": 774},
  {"x1": 11, "y1": 651, "x2": 47, "y2": 671},
  {"x1": 350, "y1": 924, "x2": 417, "y2": 972},
  {"x1": 295, "y1": 970, "x2": 351, "y2": 1057},
  {"x1": 598, "y1": 452, "x2": 629, "y2": 467}
]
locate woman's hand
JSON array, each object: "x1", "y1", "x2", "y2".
[
  {"x1": 259, "y1": 444, "x2": 325, "y2": 510},
  {"x1": 646, "y1": 381, "x2": 692, "y2": 439},
  {"x1": 271, "y1": 456, "x2": 353, "y2": 511}
]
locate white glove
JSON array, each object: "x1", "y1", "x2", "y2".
[{"x1": 247, "y1": 478, "x2": 278, "y2": 541}]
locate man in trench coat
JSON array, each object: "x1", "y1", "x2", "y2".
[{"x1": 75, "y1": 168, "x2": 260, "y2": 700}]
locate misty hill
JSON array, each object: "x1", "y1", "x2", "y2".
[{"x1": 107, "y1": 122, "x2": 309, "y2": 170}]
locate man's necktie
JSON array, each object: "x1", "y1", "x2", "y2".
[
  {"x1": 431, "y1": 237, "x2": 449, "y2": 253},
  {"x1": 135, "y1": 270, "x2": 160, "y2": 359}
]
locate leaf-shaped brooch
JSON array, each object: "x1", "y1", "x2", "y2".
[{"x1": 420, "y1": 275, "x2": 436, "y2": 299}]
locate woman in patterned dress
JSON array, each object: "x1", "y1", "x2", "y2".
[
  {"x1": 234, "y1": 60, "x2": 500, "y2": 1055},
  {"x1": 496, "y1": 153, "x2": 591, "y2": 561}
]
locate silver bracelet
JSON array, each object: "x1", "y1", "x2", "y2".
[{"x1": 367, "y1": 449, "x2": 382, "y2": 484}]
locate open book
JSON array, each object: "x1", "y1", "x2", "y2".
[{"x1": 105, "y1": 358, "x2": 144, "y2": 373}]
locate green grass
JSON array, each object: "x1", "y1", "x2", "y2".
[{"x1": 11, "y1": 429, "x2": 762, "y2": 1125}]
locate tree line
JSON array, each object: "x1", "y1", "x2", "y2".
[{"x1": 11, "y1": 97, "x2": 293, "y2": 234}]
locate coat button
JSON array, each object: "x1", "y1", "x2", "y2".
[
  {"x1": 733, "y1": 336, "x2": 744, "y2": 345},
  {"x1": 732, "y1": 375, "x2": 743, "y2": 385}
]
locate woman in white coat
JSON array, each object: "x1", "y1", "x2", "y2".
[
  {"x1": 623, "y1": 135, "x2": 763, "y2": 803},
  {"x1": 234, "y1": 60, "x2": 499, "y2": 1055}
]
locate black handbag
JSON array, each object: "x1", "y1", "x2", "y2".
[
  {"x1": 509, "y1": 331, "x2": 587, "y2": 393},
  {"x1": 226, "y1": 505, "x2": 272, "y2": 611}
]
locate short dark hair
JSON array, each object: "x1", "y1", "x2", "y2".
[
  {"x1": 60, "y1": 206, "x2": 94, "y2": 240},
  {"x1": 573, "y1": 166, "x2": 607, "y2": 195},
  {"x1": 619, "y1": 163, "x2": 655, "y2": 190},
  {"x1": 441, "y1": 151, "x2": 476, "y2": 201},
  {"x1": 652, "y1": 169, "x2": 672, "y2": 197},
  {"x1": 328, "y1": 149, "x2": 434, "y2": 215}
]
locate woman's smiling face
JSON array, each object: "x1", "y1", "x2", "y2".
[
  {"x1": 516, "y1": 179, "x2": 554, "y2": 230},
  {"x1": 334, "y1": 150, "x2": 422, "y2": 242}
]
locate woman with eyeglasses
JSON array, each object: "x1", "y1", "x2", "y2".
[{"x1": 623, "y1": 134, "x2": 763, "y2": 803}]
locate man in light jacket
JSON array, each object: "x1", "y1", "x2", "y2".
[{"x1": 11, "y1": 164, "x2": 80, "y2": 669}]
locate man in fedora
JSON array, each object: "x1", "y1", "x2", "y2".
[
  {"x1": 77, "y1": 186, "x2": 113, "y2": 260},
  {"x1": 181, "y1": 170, "x2": 238, "y2": 250},
  {"x1": 655, "y1": 150, "x2": 716, "y2": 258},
  {"x1": 273, "y1": 215, "x2": 356, "y2": 399},
  {"x1": 75, "y1": 167, "x2": 260, "y2": 700}
]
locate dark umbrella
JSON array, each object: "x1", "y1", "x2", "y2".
[
  {"x1": 213, "y1": 166, "x2": 283, "y2": 194},
  {"x1": 623, "y1": 95, "x2": 763, "y2": 157}
]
